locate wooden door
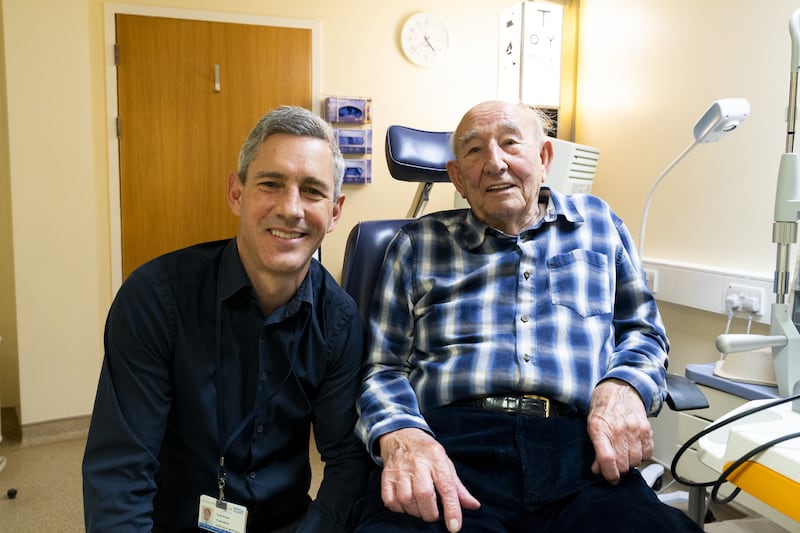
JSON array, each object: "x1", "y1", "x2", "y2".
[{"x1": 116, "y1": 15, "x2": 312, "y2": 278}]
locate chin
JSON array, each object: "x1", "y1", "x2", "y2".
[{"x1": 271, "y1": 256, "x2": 313, "y2": 273}]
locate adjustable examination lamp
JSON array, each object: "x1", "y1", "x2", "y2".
[{"x1": 638, "y1": 98, "x2": 750, "y2": 257}]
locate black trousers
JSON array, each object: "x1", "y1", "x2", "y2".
[{"x1": 355, "y1": 406, "x2": 702, "y2": 532}]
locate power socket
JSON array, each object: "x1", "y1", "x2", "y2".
[{"x1": 724, "y1": 282, "x2": 764, "y2": 316}]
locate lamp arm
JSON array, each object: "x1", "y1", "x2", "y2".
[{"x1": 638, "y1": 140, "x2": 698, "y2": 256}]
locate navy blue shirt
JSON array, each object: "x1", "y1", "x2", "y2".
[{"x1": 83, "y1": 239, "x2": 370, "y2": 532}]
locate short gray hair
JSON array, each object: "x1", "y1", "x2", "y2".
[
  {"x1": 237, "y1": 106, "x2": 345, "y2": 199},
  {"x1": 518, "y1": 103, "x2": 554, "y2": 147}
]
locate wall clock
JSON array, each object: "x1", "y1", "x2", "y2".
[{"x1": 400, "y1": 12, "x2": 449, "y2": 68}]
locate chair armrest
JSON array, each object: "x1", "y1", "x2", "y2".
[{"x1": 665, "y1": 373, "x2": 709, "y2": 411}]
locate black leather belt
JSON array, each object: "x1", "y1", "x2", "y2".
[{"x1": 457, "y1": 394, "x2": 571, "y2": 417}]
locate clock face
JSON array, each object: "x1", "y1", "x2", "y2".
[{"x1": 400, "y1": 13, "x2": 449, "y2": 68}]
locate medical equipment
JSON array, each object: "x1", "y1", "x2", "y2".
[
  {"x1": 673, "y1": 393, "x2": 800, "y2": 521},
  {"x1": 546, "y1": 138, "x2": 600, "y2": 195},
  {"x1": 385, "y1": 125, "x2": 453, "y2": 218},
  {"x1": 638, "y1": 98, "x2": 750, "y2": 256},
  {"x1": 716, "y1": 10, "x2": 800, "y2": 412}
]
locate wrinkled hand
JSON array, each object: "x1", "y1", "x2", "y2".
[
  {"x1": 378, "y1": 428, "x2": 481, "y2": 532},
  {"x1": 587, "y1": 379, "x2": 654, "y2": 484}
]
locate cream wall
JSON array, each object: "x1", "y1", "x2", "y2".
[
  {"x1": 0, "y1": 0, "x2": 522, "y2": 427},
  {"x1": 0, "y1": 4, "x2": 15, "y2": 417},
  {"x1": 574, "y1": 0, "x2": 791, "y2": 462},
  {"x1": 575, "y1": 0, "x2": 787, "y2": 370},
  {"x1": 0, "y1": 0, "x2": 794, "y2": 431},
  {"x1": 1, "y1": 0, "x2": 103, "y2": 426},
  {"x1": 579, "y1": 0, "x2": 790, "y2": 275}
]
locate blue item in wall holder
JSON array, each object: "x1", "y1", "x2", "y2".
[{"x1": 325, "y1": 96, "x2": 372, "y2": 124}]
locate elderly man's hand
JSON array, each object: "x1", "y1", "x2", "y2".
[
  {"x1": 587, "y1": 378, "x2": 654, "y2": 484},
  {"x1": 378, "y1": 428, "x2": 480, "y2": 532}
]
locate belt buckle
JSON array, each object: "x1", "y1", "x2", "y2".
[{"x1": 522, "y1": 394, "x2": 550, "y2": 417}]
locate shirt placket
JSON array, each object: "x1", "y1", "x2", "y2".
[{"x1": 516, "y1": 236, "x2": 538, "y2": 381}]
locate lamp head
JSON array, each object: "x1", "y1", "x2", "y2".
[
  {"x1": 693, "y1": 98, "x2": 750, "y2": 143},
  {"x1": 791, "y1": 9, "x2": 800, "y2": 71}
]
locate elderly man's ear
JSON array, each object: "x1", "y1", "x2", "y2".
[{"x1": 540, "y1": 140, "x2": 554, "y2": 175}]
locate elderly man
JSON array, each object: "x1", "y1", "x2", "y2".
[{"x1": 355, "y1": 101, "x2": 702, "y2": 532}]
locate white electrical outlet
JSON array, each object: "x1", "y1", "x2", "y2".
[
  {"x1": 644, "y1": 269, "x2": 659, "y2": 293},
  {"x1": 639, "y1": 259, "x2": 773, "y2": 324},
  {"x1": 724, "y1": 282, "x2": 765, "y2": 316}
]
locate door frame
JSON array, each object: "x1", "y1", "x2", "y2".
[{"x1": 103, "y1": 3, "x2": 320, "y2": 293}]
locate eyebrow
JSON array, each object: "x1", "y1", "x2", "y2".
[
  {"x1": 252, "y1": 171, "x2": 332, "y2": 193},
  {"x1": 455, "y1": 120, "x2": 522, "y2": 150},
  {"x1": 455, "y1": 130, "x2": 480, "y2": 149}
]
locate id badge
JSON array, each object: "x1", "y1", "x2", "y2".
[{"x1": 198, "y1": 494, "x2": 248, "y2": 533}]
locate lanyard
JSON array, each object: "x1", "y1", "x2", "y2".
[
  {"x1": 212, "y1": 261, "x2": 305, "y2": 501},
  {"x1": 214, "y1": 281, "x2": 255, "y2": 500}
]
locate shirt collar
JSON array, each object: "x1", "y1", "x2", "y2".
[
  {"x1": 220, "y1": 239, "x2": 251, "y2": 301},
  {"x1": 541, "y1": 187, "x2": 585, "y2": 225},
  {"x1": 455, "y1": 186, "x2": 586, "y2": 248},
  {"x1": 219, "y1": 238, "x2": 315, "y2": 319}
]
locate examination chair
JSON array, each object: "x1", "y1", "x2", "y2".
[
  {"x1": 341, "y1": 125, "x2": 453, "y2": 315},
  {"x1": 341, "y1": 124, "x2": 710, "y2": 525}
]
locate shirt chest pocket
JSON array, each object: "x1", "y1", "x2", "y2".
[{"x1": 547, "y1": 250, "x2": 612, "y2": 317}]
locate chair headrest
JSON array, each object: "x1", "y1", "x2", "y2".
[{"x1": 385, "y1": 125, "x2": 453, "y2": 183}]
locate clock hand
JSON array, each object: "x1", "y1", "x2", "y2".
[
  {"x1": 423, "y1": 35, "x2": 436, "y2": 51},
  {"x1": 412, "y1": 40, "x2": 433, "y2": 54}
]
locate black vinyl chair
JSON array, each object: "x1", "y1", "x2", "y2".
[{"x1": 385, "y1": 125, "x2": 453, "y2": 218}]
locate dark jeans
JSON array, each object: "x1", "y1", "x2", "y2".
[{"x1": 355, "y1": 406, "x2": 702, "y2": 532}]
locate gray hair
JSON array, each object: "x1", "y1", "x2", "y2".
[
  {"x1": 518, "y1": 103, "x2": 554, "y2": 146},
  {"x1": 237, "y1": 106, "x2": 345, "y2": 199}
]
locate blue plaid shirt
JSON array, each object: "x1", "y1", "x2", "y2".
[{"x1": 356, "y1": 189, "x2": 669, "y2": 459}]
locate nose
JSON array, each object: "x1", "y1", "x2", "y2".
[
  {"x1": 485, "y1": 141, "x2": 507, "y2": 175},
  {"x1": 277, "y1": 186, "x2": 304, "y2": 219}
]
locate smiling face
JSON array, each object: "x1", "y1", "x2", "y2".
[
  {"x1": 227, "y1": 133, "x2": 344, "y2": 290},
  {"x1": 447, "y1": 101, "x2": 553, "y2": 235}
]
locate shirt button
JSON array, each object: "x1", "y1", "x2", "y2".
[
  {"x1": 523, "y1": 271, "x2": 531, "y2": 280},
  {"x1": 523, "y1": 353, "x2": 531, "y2": 362},
  {"x1": 256, "y1": 424, "x2": 264, "y2": 434},
  {"x1": 520, "y1": 315, "x2": 530, "y2": 323},
  {"x1": 249, "y1": 471, "x2": 256, "y2": 479},
  {"x1": 260, "y1": 372, "x2": 268, "y2": 381}
]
